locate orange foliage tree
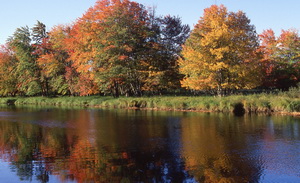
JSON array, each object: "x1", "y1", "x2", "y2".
[
  {"x1": 38, "y1": 25, "x2": 75, "y2": 95},
  {"x1": 259, "y1": 29, "x2": 300, "y2": 89},
  {"x1": 0, "y1": 45, "x2": 18, "y2": 96},
  {"x1": 67, "y1": 0, "x2": 189, "y2": 97},
  {"x1": 179, "y1": 5, "x2": 261, "y2": 95},
  {"x1": 67, "y1": 0, "x2": 152, "y2": 97}
]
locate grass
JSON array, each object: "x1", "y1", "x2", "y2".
[{"x1": 0, "y1": 88, "x2": 299, "y2": 114}]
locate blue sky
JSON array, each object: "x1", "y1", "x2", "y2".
[{"x1": 1, "y1": 0, "x2": 299, "y2": 44}]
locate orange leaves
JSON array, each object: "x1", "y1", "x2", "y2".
[
  {"x1": 48, "y1": 25, "x2": 70, "y2": 51},
  {"x1": 259, "y1": 29, "x2": 300, "y2": 89},
  {"x1": 179, "y1": 4, "x2": 261, "y2": 92},
  {"x1": 1, "y1": 0, "x2": 189, "y2": 96},
  {"x1": 118, "y1": 55, "x2": 128, "y2": 60},
  {"x1": 0, "y1": 49, "x2": 14, "y2": 75},
  {"x1": 259, "y1": 29, "x2": 276, "y2": 48},
  {"x1": 71, "y1": 0, "x2": 152, "y2": 96},
  {"x1": 104, "y1": 45, "x2": 116, "y2": 52},
  {"x1": 37, "y1": 53, "x2": 59, "y2": 77},
  {"x1": 0, "y1": 48, "x2": 12, "y2": 66},
  {"x1": 78, "y1": 75, "x2": 98, "y2": 96},
  {"x1": 279, "y1": 29, "x2": 300, "y2": 43}
]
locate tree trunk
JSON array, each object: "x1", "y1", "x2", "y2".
[
  {"x1": 217, "y1": 84, "x2": 224, "y2": 97},
  {"x1": 113, "y1": 81, "x2": 119, "y2": 98}
]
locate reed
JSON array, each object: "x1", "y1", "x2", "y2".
[{"x1": 0, "y1": 88, "x2": 299, "y2": 114}]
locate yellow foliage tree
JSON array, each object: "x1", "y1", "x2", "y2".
[{"x1": 179, "y1": 5, "x2": 262, "y2": 95}]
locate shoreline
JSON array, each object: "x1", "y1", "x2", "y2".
[
  {"x1": 0, "y1": 95, "x2": 299, "y2": 117},
  {"x1": 93, "y1": 105, "x2": 300, "y2": 117}
]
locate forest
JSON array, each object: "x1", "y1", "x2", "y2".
[{"x1": 0, "y1": 0, "x2": 299, "y2": 97}]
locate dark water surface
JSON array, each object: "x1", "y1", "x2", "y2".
[{"x1": 0, "y1": 106, "x2": 299, "y2": 183}]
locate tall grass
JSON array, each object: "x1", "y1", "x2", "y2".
[{"x1": 0, "y1": 88, "x2": 299, "y2": 114}]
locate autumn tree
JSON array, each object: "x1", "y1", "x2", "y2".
[
  {"x1": 64, "y1": 21, "x2": 98, "y2": 96},
  {"x1": 8, "y1": 26, "x2": 42, "y2": 96},
  {"x1": 259, "y1": 29, "x2": 277, "y2": 88},
  {"x1": 32, "y1": 21, "x2": 52, "y2": 96},
  {"x1": 260, "y1": 29, "x2": 300, "y2": 89},
  {"x1": 70, "y1": 0, "x2": 190, "y2": 97},
  {"x1": 0, "y1": 45, "x2": 18, "y2": 96},
  {"x1": 93, "y1": 0, "x2": 151, "y2": 97},
  {"x1": 276, "y1": 30, "x2": 300, "y2": 89},
  {"x1": 143, "y1": 13, "x2": 190, "y2": 93},
  {"x1": 68, "y1": 0, "x2": 151, "y2": 97},
  {"x1": 179, "y1": 5, "x2": 261, "y2": 95},
  {"x1": 37, "y1": 25, "x2": 71, "y2": 95}
]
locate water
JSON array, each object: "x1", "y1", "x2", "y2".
[{"x1": 0, "y1": 106, "x2": 299, "y2": 182}]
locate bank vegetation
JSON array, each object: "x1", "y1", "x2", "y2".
[{"x1": 0, "y1": 86, "x2": 299, "y2": 116}]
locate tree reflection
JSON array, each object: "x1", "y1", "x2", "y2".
[
  {"x1": 181, "y1": 114, "x2": 258, "y2": 182},
  {"x1": 0, "y1": 107, "x2": 299, "y2": 182},
  {"x1": 0, "y1": 108, "x2": 192, "y2": 182},
  {"x1": 180, "y1": 113, "x2": 300, "y2": 182}
]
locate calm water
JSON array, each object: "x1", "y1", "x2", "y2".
[{"x1": 0, "y1": 106, "x2": 299, "y2": 183}]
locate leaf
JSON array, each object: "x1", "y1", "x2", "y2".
[{"x1": 179, "y1": 5, "x2": 261, "y2": 93}]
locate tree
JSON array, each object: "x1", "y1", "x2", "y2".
[
  {"x1": 70, "y1": 0, "x2": 153, "y2": 97},
  {"x1": 275, "y1": 30, "x2": 300, "y2": 89},
  {"x1": 143, "y1": 13, "x2": 190, "y2": 93},
  {"x1": 71, "y1": 0, "x2": 190, "y2": 97},
  {"x1": 32, "y1": 21, "x2": 52, "y2": 96},
  {"x1": 0, "y1": 45, "x2": 18, "y2": 96},
  {"x1": 158, "y1": 15, "x2": 190, "y2": 90},
  {"x1": 32, "y1": 21, "x2": 47, "y2": 46},
  {"x1": 259, "y1": 29, "x2": 300, "y2": 89},
  {"x1": 259, "y1": 29, "x2": 277, "y2": 88},
  {"x1": 94, "y1": 0, "x2": 152, "y2": 97},
  {"x1": 8, "y1": 26, "x2": 42, "y2": 96},
  {"x1": 179, "y1": 5, "x2": 261, "y2": 95},
  {"x1": 64, "y1": 21, "x2": 98, "y2": 96},
  {"x1": 38, "y1": 25, "x2": 72, "y2": 95}
]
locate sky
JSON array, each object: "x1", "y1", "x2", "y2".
[{"x1": 1, "y1": 0, "x2": 300, "y2": 45}]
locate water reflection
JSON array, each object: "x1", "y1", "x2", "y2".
[{"x1": 0, "y1": 106, "x2": 299, "y2": 182}]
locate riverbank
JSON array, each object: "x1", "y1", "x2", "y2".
[{"x1": 0, "y1": 92, "x2": 299, "y2": 116}]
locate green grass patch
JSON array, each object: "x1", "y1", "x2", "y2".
[{"x1": 0, "y1": 91, "x2": 299, "y2": 114}]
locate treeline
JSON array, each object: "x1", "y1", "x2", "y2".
[
  {"x1": 179, "y1": 5, "x2": 300, "y2": 96},
  {"x1": 0, "y1": 1, "x2": 299, "y2": 97}
]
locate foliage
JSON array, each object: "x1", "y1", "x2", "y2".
[
  {"x1": 66, "y1": 0, "x2": 190, "y2": 97},
  {"x1": 179, "y1": 5, "x2": 262, "y2": 95},
  {"x1": 143, "y1": 13, "x2": 190, "y2": 92},
  {"x1": 40, "y1": 25, "x2": 72, "y2": 95},
  {"x1": 91, "y1": 0, "x2": 150, "y2": 97},
  {"x1": 0, "y1": 2, "x2": 299, "y2": 97},
  {"x1": 0, "y1": 45, "x2": 18, "y2": 96},
  {"x1": 259, "y1": 29, "x2": 300, "y2": 89},
  {"x1": 8, "y1": 26, "x2": 42, "y2": 96}
]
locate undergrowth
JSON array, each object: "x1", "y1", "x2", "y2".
[{"x1": 0, "y1": 87, "x2": 299, "y2": 113}]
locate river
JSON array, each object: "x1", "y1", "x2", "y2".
[{"x1": 0, "y1": 106, "x2": 299, "y2": 182}]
